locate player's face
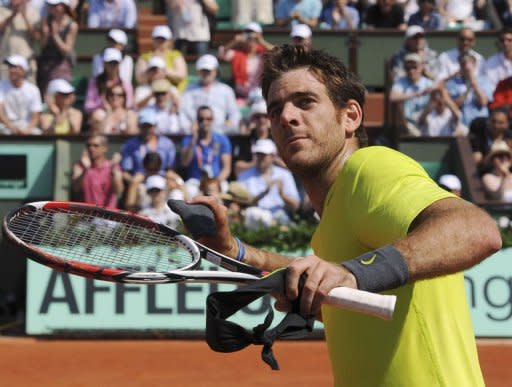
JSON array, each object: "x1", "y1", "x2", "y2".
[{"x1": 266, "y1": 68, "x2": 348, "y2": 176}]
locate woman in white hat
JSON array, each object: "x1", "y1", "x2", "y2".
[
  {"x1": 135, "y1": 25, "x2": 188, "y2": 93},
  {"x1": 36, "y1": 0, "x2": 78, "y2": 96},
  {"x1": 91, "y1": 29, "x2": 133, "y2": 84},
  {"x1": 481, "y1": 140, "x2": 512, "y2": 202},
  {"x1": 40, "y1": 78, "x2": 82, "y2": 134},
  {"x1": 84, "y1": 47, "x2": 134, "y2": 114}
]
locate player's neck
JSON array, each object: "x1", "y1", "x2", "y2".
[{"x1": 302, "y1": 140, "x2": 359, "y2": 216}]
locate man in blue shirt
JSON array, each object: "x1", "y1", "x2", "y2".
[
  {"x1": 390, "y1": 53, "x2": 434, "y2": 135},
  {"x1": 444, "y1": 52, "x2": 493, "y2": 127},
  {"x1": 87, "y1": 0, "x2": 137, "y2": 29},
  {"x1": 180, "y1": 105, "x2": 232, "y2": 186},
  {"x1": 120, "y1": 108, "x2": 176, "y2": 181},
  {"x1": 275, "y1": 0, "x2": 322, "y2": 28}
]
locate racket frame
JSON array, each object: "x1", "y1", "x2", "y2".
[{"x1": 2, "y1": 201, "x2": 261, "y2": 284}]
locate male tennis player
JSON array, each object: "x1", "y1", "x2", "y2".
[{"x1": 190, "y1": 45, "x2": 501, "y2": 386}]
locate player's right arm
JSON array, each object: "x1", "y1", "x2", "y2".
[{"x1": 189, "y1": 195, "x2": 292, "y2": 271}]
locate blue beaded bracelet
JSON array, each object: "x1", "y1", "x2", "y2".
[{"x1": 234, "y1": 237, "x2": 246, "y2": 262}]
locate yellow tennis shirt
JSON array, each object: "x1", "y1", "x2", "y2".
[{"x1": 311, "y1": 146, "x2": 484, "y2": 387}]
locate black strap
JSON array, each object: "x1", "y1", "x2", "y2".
[{"x1": 205, "y1": 269, "x2": 316, "y2": 370}]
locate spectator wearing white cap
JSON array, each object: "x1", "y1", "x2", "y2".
[
  {"x1": 0, "y1": 0, "x2": 41, "y2": 83},
  {"x1": 390, "y1": 25, "x2": 440, "y2": 82},
  {"x1": 407, "y1": 0, "x2": 443, "y2": 30},
  {"x1": 87, "y1": 0, "x2": 136, "y2": 28},
  {"x1": 237, "y1": 138, "x2": 300, "y2": 224},
  {"x1": 275, "y1": 0, "x2": 322, "y2": 28},
  {"x1": 135, "y1": 25, "x2": 188, "y2": 94},
  {"x1": 319, "y1": 0, "x2": 360, "y2": 30},
  {"x1": 231, "y1": 0, "x2": 274, "y2": 26},
  {"x1": 234, "y1": 100, "x2": 276, "y2": 176},
  {"x1": 91, "y1": 29, "x2": 133, "y2": 84},
  {"x1": 84, "y1": 47, "x2": 134, "y2": 114},
  {"x1": 36, "y1": 0, "x2": 78, "y2": 96},
  {"x1": 166, "y1": 0, "x2": 218, "y2": 57},
  {"x1": 180, "y1": 54, "x2": 241, "y2": 134},
  {"x1": 438, "y1": 173, "x2": 462, "y2": 197},
  {"x1": 134, "y1": 56, "x2": 169, "y2": 110},
  {"x1": 40, "y1": 78, "x2": 82, "y2": 134},
  {"x1": 0, "y1": 55, "x2": 43, "y2": 135},
  {"x1": 289, "y1": 23, "x2": 313, "y2": 51},
  {"x1": 390, "y1": 52, "x2": 434, "y2": 136},
  {"x1": 218, "y1": 22, "x2": 273, "y2": 101},
  {"x1": 138, "y1": 174, "x2": 181, "y2": 229}
]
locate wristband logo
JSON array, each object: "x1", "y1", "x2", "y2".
[{"x1": 360, "y1": 254, "x2": 377, "y2": 265}]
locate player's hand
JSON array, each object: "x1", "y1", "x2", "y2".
[
  {"x1": 187, "y1": 195, "x2": 238, "y2": 259},
  {"x1": 286, "y1": 255, "x2": 357, "y2": 317}
]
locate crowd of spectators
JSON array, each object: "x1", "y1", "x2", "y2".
[{"x1": 2, "y1": 0, "x2": 512, "y2": 227}]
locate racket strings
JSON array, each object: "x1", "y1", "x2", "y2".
[{"x1": 8, "y1": 208, "x2": 196, "y2": 272}]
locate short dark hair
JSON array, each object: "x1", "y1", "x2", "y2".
[
  {"x1": 196, "y1": 105, "x2": 213, "y2": 120},
  {"x1": 260, "y1": 44, "x2": 368, "y2": 146},
  {"x1": 143, "y1": 152, "x2": 162, "y2": 171}
]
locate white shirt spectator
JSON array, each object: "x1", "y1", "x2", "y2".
[
  {"x1": 0, "y1": 79, "x2": 42, "y2": 134},
  {"x1": 485, "y1": 52, "x2": 512, "y2": 92},
  {"x1": 238, "y1": 165, "x2": 300, "y2": 215},
  {"x1": 139, "y1": 206, "x2": 181, "y2": 229},
  {"x1": 422, "y1": 107, "x2": 466, "y2": 137},
  {"x1": 180, "y1": 81, "x2": 242, "y2": 134},
  {"x1": 144, "y1": 103, "x2": 181, "y2": 135},
  {"x1": 167, "y1": 0, "x2": 211, "y2": 42},
  {"x1": 87, "y1": 0, "x2": 137, "y2": 28}
]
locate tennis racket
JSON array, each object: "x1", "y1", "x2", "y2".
[{"x1": 2, "y1": 201, "x2": 396, "y2": 320}]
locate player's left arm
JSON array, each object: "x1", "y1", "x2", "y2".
[
  {"x1": 286, "y1": 197, "x2": 502, "y2": 317},
  {"x1": 395, "y1": 197, "x2": 501, "y2": 280}
]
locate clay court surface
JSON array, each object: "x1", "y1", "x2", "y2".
[{"x1": 0, "y1": 338, "x2": 510, "y2": 386}]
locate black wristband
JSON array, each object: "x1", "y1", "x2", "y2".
[{"x1": 341, "y1": 245, "x2": 410, "y2": 293}]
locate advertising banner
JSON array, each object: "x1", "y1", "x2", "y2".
[{"x1": 26, "y1": 250, "x2": 512, "y2": 336}]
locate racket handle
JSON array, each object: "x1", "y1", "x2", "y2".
[{"x1": 324, "y1": 287, "x2": 396, "y2": 320}]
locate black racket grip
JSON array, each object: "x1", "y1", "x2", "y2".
[{"x1": 167, "y1": 199, "x2": 218, "y2": 238}]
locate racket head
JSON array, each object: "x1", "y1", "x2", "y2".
[{"x1": 2, "y1": 201, "x2": 202, "y2": 283}]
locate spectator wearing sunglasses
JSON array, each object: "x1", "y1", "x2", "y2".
[
  {"x1": 100, "y1": 84, "x2": 137, "y2": 135},
  {"x1": 481, "y1": 140, "x2": 512, "y2": 201},
  {"x1": 71, "y1": 133, "x2": 124, "y2": 207},
  {"x1": 179, "y1": 105, "x2": 232, "y2": 187},
  {"x1": 436, "y1": 27, "x2": 485, "y2": 82}
]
